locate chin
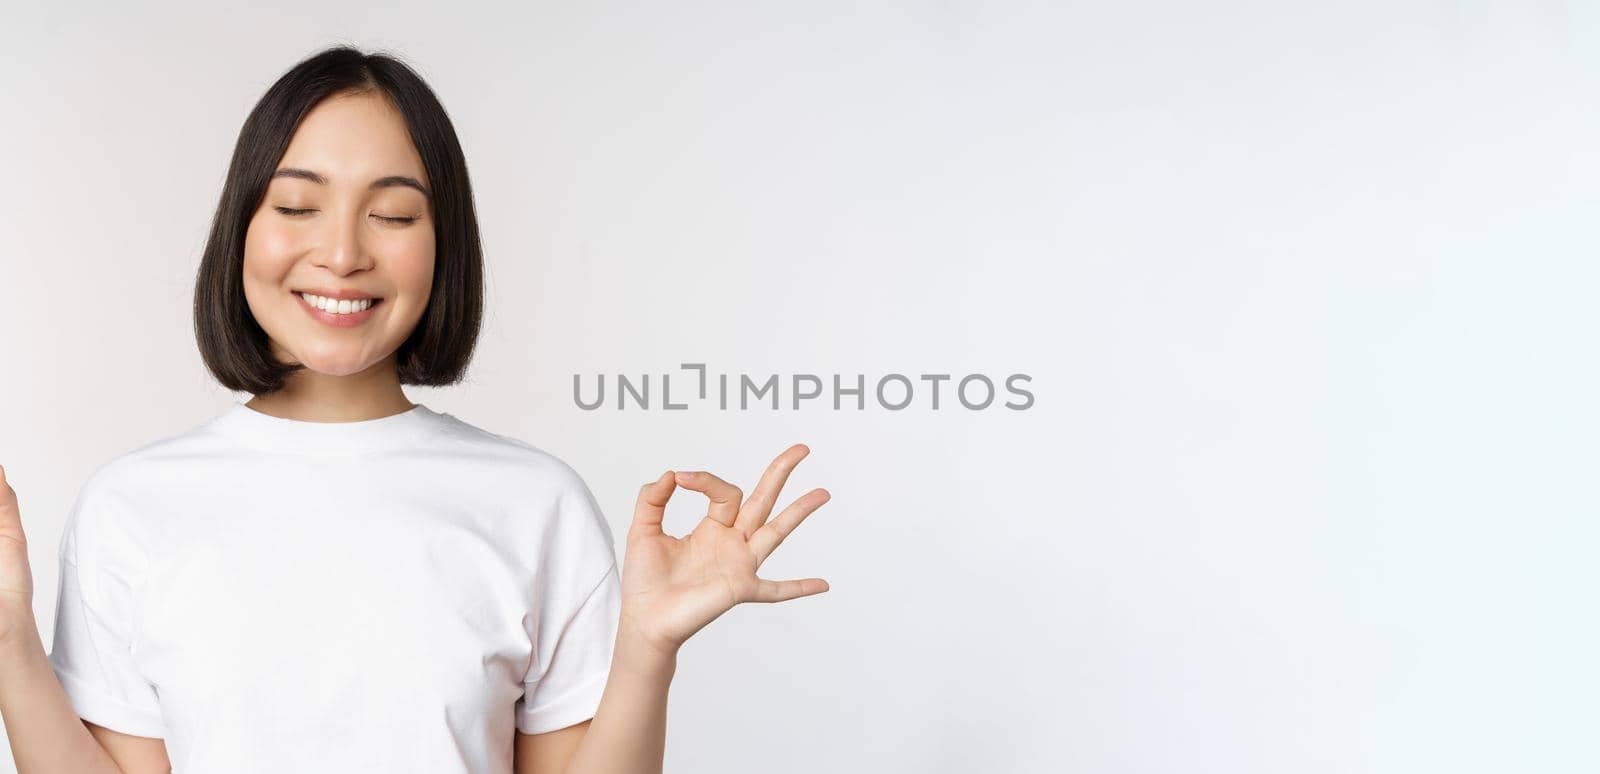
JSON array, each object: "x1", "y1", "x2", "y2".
[{"x1": 293, "y1": 352, "x2": 380, "y2": 377}]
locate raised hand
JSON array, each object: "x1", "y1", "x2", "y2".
[
  {"x1": 617, "y1": 444, "x2": 831, "y2": 658},
  {"x1": 0, "y1": 465, "x2": 37, "y2": 646}
]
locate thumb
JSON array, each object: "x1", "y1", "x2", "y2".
[{"x1": 629, "y1": 470, "x2": 677, "y2": 538}]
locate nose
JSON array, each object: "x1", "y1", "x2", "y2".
[{"x1": 311, "y1": 207, "x2": 375, "y2": 276}]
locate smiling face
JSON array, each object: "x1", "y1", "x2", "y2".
[{"x1": 242, "y1": 90, "x2": 436, "y2": 378}]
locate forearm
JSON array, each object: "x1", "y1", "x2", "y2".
[
  {"x1": 0, "y1": 614, "x2": 124, "y2": 774},
  {"x1": 562, "y1": 621, "x2": 677, "y2": 774}
]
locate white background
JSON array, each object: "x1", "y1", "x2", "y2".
[{"x1": 2, "y1": 1, "x2": 1597, "y2": 771}]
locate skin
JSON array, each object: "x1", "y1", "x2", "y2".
[
  {"x1": 241, "y1": 89, "x2": 436, "y2": 423},
  {"x1": 0, "y1": 88, "x2": 833, "y2": 774}
]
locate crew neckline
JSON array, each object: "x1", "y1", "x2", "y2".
[{"x1": 209, "y1": 400, "x2": 447, "y2": 455}]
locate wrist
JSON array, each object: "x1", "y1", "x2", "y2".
[
  {"x1": 0, "y1": 609, "x2": 43, "y2": 661},
  {"x1": 614, "y1": 615, "x2": 679, "y2": 679}
]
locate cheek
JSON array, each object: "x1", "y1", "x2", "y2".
[
  {"x1": 393, "y1": 234, "x2": 436, "y2": 299},
  {"x1": 242, "y1": 217, "x2": 300, "y2": 280},
  {"x1": 239, "y1": 220, "x2": 303, "y2": 328}
]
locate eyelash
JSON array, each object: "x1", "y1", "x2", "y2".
[{"x1": 274, "y1": 206, "x2": 417, "y2": 225}]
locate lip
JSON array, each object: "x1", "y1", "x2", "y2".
[
  {"x1": 293, "y1": 287, "x2": 381, "y2": 301},
  {"x1": 294, "y1": 290, "x2": 381, "y2": 328}
]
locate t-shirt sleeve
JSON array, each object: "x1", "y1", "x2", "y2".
[
  {"x1": 515, "y1": 467, "x2": 622, "y2": 735},
  {"x1": 46, "y1": 477, "x2": 166, "y2": 738}
]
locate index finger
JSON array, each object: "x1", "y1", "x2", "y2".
[{"x1": 673, "y1": 470, "x2": 742, "y2": 528}]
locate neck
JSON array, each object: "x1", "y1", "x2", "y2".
[{"x1": 245, "y1": 355, "x2": 414, "y2": 422}]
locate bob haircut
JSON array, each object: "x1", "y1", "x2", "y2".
[{"x1": 194, "y1": 45, "x2": 483, "y2": 396}]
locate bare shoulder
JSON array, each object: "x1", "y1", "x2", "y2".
[
  {"x1": 84, "y1": 720, "x2": 171, "y2": 773},
  {"x1": 513, "y1": 719, "x2": 591, "y2": 774}
]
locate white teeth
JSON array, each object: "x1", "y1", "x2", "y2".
[{"x1": 299, "y1": 292, "x2": 374, "y2": 314}]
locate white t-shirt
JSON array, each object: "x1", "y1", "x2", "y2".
[{"x1": 47, "y1": 401, "x2": 621, "y2": 773}]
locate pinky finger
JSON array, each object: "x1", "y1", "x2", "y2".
[{"x1": 753, "y1": 576, "x2": 831, "y2": 603}]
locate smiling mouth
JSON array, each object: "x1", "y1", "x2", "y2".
[{"x1": 295, "y1": 290, "x2": 383, "y2": 315}]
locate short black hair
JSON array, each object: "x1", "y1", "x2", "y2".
[{"x1": 194, "y1": 45, "x2": 483, "y2": 396}]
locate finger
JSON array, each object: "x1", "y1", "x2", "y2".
[
  {"x1": 750, "y1": 488, "x2": 830, "y2": 565},
  {"x1": 672, "y1": 470, "x2": 741, "y2": 528},
  {"x1": 0, "y1": 463, "x2": 15, "y2": 518},
  {"x1": 0, "y1": 465, "x2": 20, "y2": 537},
  {"x1": 736, "y1": 444, "x2": 810, "y2": 538},
  {"x1": 630, "y1": 470, "x2": 677, "y2": 538},
  {"x1": 752, "y1": 576, "x2": 830, "y2": 603}
]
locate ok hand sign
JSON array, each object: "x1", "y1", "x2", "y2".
[{"x1": 617, "y1": 444, "x2": 831, "y2": 659}]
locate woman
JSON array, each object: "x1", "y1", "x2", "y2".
[{"x1": 0, "y1": 45, "x2": 831, "y2": 773}]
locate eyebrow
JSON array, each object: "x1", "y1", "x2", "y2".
[{"x1": 271, "y1": 167, "x2": 432, "y2": 199}]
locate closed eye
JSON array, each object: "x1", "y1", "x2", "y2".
[{"x1": 273, "y1": 206, "x2": 417, "y2": 225}]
